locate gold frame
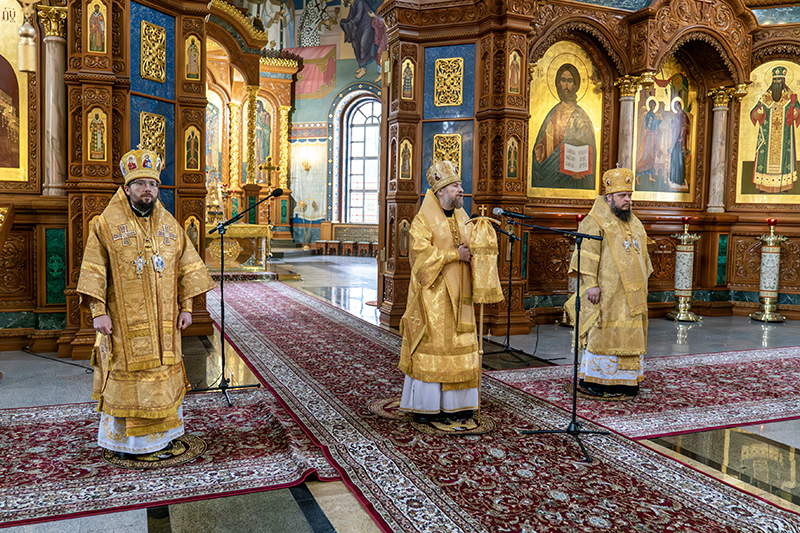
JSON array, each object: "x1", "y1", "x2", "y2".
[
  {"x1": 434, "y1": 57, "x2": 463, "y2": 107},
  {"x1": 87, "y1": 108, "x2": 108, "y2": 162},
  {"x1": 140, "y1": 20, "x2": 166, "y2": 83}
]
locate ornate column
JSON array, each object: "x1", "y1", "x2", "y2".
[
  {"x1": 614, "y1": 75, "x2": 639, "y2": 170},
  {"x1": 706, "y1": 86, "x2": 735, "y2": 213},
  {"x1": 667, "y1": 216, "x2": 702, "y2": 322},
  {"x1": 278, "y1": 104, "x2": 291, "y2": 190},
  {"x1": 750, "y1": 218, "x2": 787, "y2": 323},
  {"x1": 228, "y1": 101, "x2": 241, "y2": 188},
  {"x1": 245, "y1": 85, "x2": 259, "y2": 185},
  {"x1": 37, "y1": 5, "x2": 68, "y2": 196}
]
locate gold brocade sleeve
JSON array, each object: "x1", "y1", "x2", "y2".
[
  {"x1": 77, "y1": 218, "x2": 110, "y2": 313},
  {"x1": 409, "y1": 213, "x2": 457, "y2": 290},
  {"x1": 177, "y1": 228, "x2": 215, "y2": 302},
  {"x1": 568, "y1": 216, "x2": 602, "y2": 280}
]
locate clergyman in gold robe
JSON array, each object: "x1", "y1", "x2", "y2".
[
  {"x1": 566, "y1": 167, "x2": 653, "y2": 398},
  {"x1": 398, "y1": 161, "x2": 481, "y2": 424},
  {"x1": 77, "y1": 145, "x2": 214, "y2": 460}
]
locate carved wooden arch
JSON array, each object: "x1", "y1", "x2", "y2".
[
  {"x1": 206, "y1": 23, "x2": 261, "y2": 86},
  {"x1": 656, "y1": 29, "x2": 743, "y2": 85},
  {"x1": 752, "y1": 43, "x2": 800, "y2": 70},
  {"x1": 529, "y1": 19, "x2": 628, "y2": 75},
  {"x1": 206, "y1": 60, "x2": 232, "y2": 101}
]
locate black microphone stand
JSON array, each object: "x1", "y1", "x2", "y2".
[
  {"x1": 192, "y1": 191, "x2": 281, "y2": 406},
  {"x1": 512, "y1": 219, "x2": 608, "y2": 463},
  {"x1": 482, "y1": 223, "x2": 530, "y2": 365}
]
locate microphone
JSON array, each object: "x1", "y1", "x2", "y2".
[
  {"x1": 269, "y1": 188, "x2": 283, "y2": 198},
  {"x1": 492, "y1": 207, "x2": 535, "y2": 220}
]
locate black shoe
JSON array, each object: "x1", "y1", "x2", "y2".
[
  {"x1": 579, "y1": 385, "x2": 621, "y2": 398},
  {"x1": 413, "y1": 413, "x2": 432, "y2": 424},
  {"x1": 448, "y1": 410, "x2": 474, "y2": 420}
]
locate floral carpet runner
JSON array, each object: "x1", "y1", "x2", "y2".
[
  {"x1": 488, "y1": 347, "x2": 800, "y2": 439},
  {"x1": 208, "y1": 281, "x2": 800, "y2": 532},
  {"x1": 0, "y1": 389, "x2": 337, "y2": 526}
]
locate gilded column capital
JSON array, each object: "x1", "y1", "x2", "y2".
[
  {"x1": 614, "y1": 75, "x2": 640, "y2": 98},
  {"x1": 36, "y1": 5, "x2": 67, "y2": 39},
  {"x1": 733, "y1": 83, "x2": 749, "y2": 101},
  {"x1": 708, "y1": 86, "x2": 735, "y2": 108},
  {"x1": 638, "y1": 71, "x2": 656, "y2": 88}
]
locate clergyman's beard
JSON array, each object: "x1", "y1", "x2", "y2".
[
  {"x1": 131, "y1": 197, "x2": 156, "y2": 216},
  {"x1": 610, "y1": 204, "x2": 631, "y2": 222}
]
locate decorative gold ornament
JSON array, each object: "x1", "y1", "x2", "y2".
[
  {"x1": 614, "y1": 75, "x2": 640, "y2": 98},
  {"x1": 708, "y1": 86, "x2": 735, "y2": 108},
  {"x1": 0, "y1": 206, "x2": 7, "y2": 225},
  {"x1": 245, "y1": 86, "x2": 258, "y2": 185},
  {"x1": 207, "y1": 237, "x2": 243, "y2": 264},
  {"x1": 228, "y1": 101, "x2": 240, "y2": 188},
  {"x1": 279, "y1": 105, "x2": 291, "y2": 189},
  {"x1": 259, "y1": 56, "x2": 299, "y2": 69},
  {"x1": 139, "y1": 111, "x2": 166, "y2": 161},
  {"x1": 36, "y1": 5, "x2": 67, "y2": 39},
  {"x1": 434, "y1": 57, "x2": 464, "y2": 107},
  {"x1": 140, "y1": 20, "x2": 166, "y2": 83},
  {"x1": 432, "y1": 134, "x2": 462, "y2": 179},
  {"x1": 638, "y1": 71, "x2": 656, "y2": 87},
  {"x1": 211, "y1": 0, "x2": 268, "y2": 42},
  {"x1": 17, "y1": 0, "x2": 41, "y2": 73},
  {"x1": 733, "y1": 83, "x2": 749, "y2": 100}
]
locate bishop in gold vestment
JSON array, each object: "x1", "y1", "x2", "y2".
[
  {"x1": 77, "y1": 146, "x2": 214, "y2": 457},
  {"x1": 567, "y1": 168, "x2": 653, "y2": 397},
  {"x1": 398, "y1": 161, "x2": 481, "y2": 423}
]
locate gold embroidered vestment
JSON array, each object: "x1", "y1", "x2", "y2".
[
  {"x1": 77, "y1": 188, "x2": 214, "y2": 436},
  {"x1": 398, "y1": 190, "x2": 480, "y2": 390},
  {"x1": 566, "y1": 196, "x2": 653, "y2": 369}
]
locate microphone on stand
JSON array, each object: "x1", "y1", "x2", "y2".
[
  {"x1": 492, "y1": 207, "x2": 535, "y2": 220},
  {"x1": 269, "y1": 188, "x2": 284, "y2": 198}
]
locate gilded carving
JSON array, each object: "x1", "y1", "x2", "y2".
[
  {"x1": 434, "y1": 57, "x2": 464, "y2": 107},
  {"x1": 245, "y1": 86, "x2": 259, "y2": 185},
  {"x1": 228, "y1": 102, "x2": 240, "y2": 188},
  {"x1": 140, "y1": 20, "x2": 167, "y2": 83},
  {"x1": 139, "y1": 111, "x2": 166, "y2": 160},
  {"x1": 36, "y1": 5, "x2": 67, "y2": 38},
  {"x1": 279, "y1": 105, "x2": 291, "y2": 189},
  {"x1": 433, "y1": 134, "x2": 461, "y2": 177}
]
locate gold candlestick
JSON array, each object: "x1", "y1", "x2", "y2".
[
  {"x1": 667, "y1": 217, "x2": 702, "y2": 322},
  {"x1": 750, "y1": 219, "x2": 787, "y2": 323}
]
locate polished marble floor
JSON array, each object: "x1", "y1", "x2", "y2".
[{"x1": 2, "y1": 254, "x2": 800, "y2": 530}]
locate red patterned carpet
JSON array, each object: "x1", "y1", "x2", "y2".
[
  {"x1": 0, "y1": 389, "x2": 338, "y2": 527},
  {"x1": 488, "y1": 347, "x2": 800, "y2": 439},
  {"x1": 208, "y1": 281, "x2": 800, "y2": 532}
]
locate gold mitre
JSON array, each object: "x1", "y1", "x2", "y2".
[
  {"x1": 426, "y1": 160, "x2": 459, "y2": 193},
  {"x1": 119, "y1": 144, "x2": 163, "y2": 185},
  {"x1": 602, "y1": 167, "x2": 633, "y2": 195}
]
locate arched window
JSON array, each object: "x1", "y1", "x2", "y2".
[{"x1": 343, "y1": 99, "x2": 381, "y2": 224}]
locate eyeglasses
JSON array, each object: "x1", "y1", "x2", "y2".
[{"x1": 129, "y1": 180, "x2": 159, "y2": 189}]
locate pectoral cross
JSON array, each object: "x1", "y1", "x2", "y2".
[
  {"x1": 112, "y1": 225, "x2": 137, "y2": 246},
  {"x1": 157, "y1": 224, "x2": 176, "y2": 246},
  {"x1": 133, "y1": 254, "x2": 147, "y2": 277},
  {"x1": 479, "y1": 205, "x2": 487, "y2": 216}
]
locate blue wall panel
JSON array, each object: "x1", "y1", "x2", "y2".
[
  {"x1": 421, "y1": 121, "x2": 474, "y2": 195},
  {"x1": 131, "y1": 2, "x2": 176, "y2": 100},
  {"x1": 424, "y1": 44, "x2": 475, "y2": 120},
  {"x1": 131, "y1": 95, "x2": 175, "y2": 188}
]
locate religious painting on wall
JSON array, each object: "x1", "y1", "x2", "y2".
[
  {"x1": 401, "y1": 59, "x2": 414, "y2": 100},
  {"x1": 185, "y1": 35, "x2": 200, "y2": 80},
  {"x1": 0, "y1": 0, "x2": 29, "y2": 182},
  {"x1": 631, "y1": 56, "x2": 697, "y2": 203},
  {"x1": 508, "y1": 51, "x2": 521, "y2": 94},
  {"x1": 255, "y1": 97, "x2": 272, "y2": 184},
  {"x1": 399, "y1": 139, "x2": 412, "y2": 180},
  {"x1": 528, "y1": 40, "x2": 602, "y2": 199},
  {"x1": 87, "y1": 0, "x2": 106, "y2": 54},
  {"x1": 87, "y1": 108, "x2": 107, "y2": 162},
  {"x1": 338, "y1": 0, "x2": 387, "y2": 81},
  {"x1": 184, "y1": 215, "x2": 200, "y2": 251},
  {"x1": 185, "y1": 126, "x2": 200, "y2": 171},
  {"x1": 205, "y1": 89, "x2": 223, "y2": 185},
  {"x1": 737, "y1": 61, "x2": 800, "y2": 205},
  {"x1": 507, "y1": 137, "x2": 519, "y2": 179}
]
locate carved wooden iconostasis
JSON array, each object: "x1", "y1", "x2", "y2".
[
  {"x1": 204, "y1": 6, "x2": 298, "y2": 270},
  {"x1": 377, "y1": 0, "x2": 800, "y2": 333}
]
